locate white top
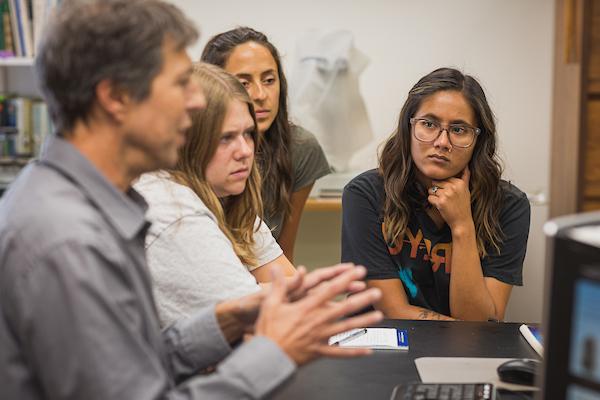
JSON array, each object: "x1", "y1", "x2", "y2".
[{"x1": 134, "y1": 172, "x2": 283, "y2": 326}]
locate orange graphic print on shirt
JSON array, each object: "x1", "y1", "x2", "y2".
[{"x1": 385, "y1": 226, "x2": 453, "y2": 274}]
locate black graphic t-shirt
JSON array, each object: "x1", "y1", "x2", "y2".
[{"x1": 341, "y1": 169, "x2": 531, "y2": 316}]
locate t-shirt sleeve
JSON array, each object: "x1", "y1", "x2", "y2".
[
  {"x1": 481, "y1": 184, "x2": 531, "y2": 286},
  {"x1": 341, "y1": 174, "x2": 399, "y2": 280},
  {"x1": 291, "y1": 126, "x2": 332, "y2": 192},
  {"x1": 249, "y1": 217, "x2": 284, "y2": 271}
]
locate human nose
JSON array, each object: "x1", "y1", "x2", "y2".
[
  {"x1": 433, "y1": 126, "x2": 453, "y2": 151},
  {"x1": 234, "y1": 135, "x2": 254, "y2": 159},
  {"x1": 249, "y1": 82, "x2": 267, "y2": 102}
]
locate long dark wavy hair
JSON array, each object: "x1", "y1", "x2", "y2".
[
  {"x1": 201, "y1": 27, "x2": 292, "y2": 224},
  {"x1": 379, "y1": 68, "x2": 504, "y2": 257}
]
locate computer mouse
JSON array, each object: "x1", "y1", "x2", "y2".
[{"x1": 497, "y1": 358, "x2": 541, "y2": 386}]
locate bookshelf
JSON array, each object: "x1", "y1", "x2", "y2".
[
  {"x1": 0, "y1": 57, "x2": 34, "y2": 67},
  {"x1": 0, "y1": 2, "x2": 59, "y2": 194},
  {"x1": 0, "y1": 60, "x2": 40, "y2": 192},
  {"x1": 0, "y1": 154, "x2": 30, "y2": 186}
]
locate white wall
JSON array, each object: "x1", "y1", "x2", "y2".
[
  {"x1": 170, "y1": 0, "x2": 554, "y2": 322},
  {"x1": 171, "y1": 0, "x2": 553, "y2": 190}
]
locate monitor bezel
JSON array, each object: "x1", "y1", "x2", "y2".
[{"x1": 539, "y1": 211, "x2": 600, "y2": 399}]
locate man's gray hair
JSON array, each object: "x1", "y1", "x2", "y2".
[{"x1": 35, "y1": 0, "x2": 199, "y2": 134}]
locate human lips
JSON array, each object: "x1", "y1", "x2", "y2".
[
  {"x1": 230, "y1": 167, "x2": 250, "y2": 179},
  {"x1": 255, "y1": 109, "x2": 270, "y2": 119},
  {"x1": 428, "y1": 154, "x2": 450, "y2": 163}
]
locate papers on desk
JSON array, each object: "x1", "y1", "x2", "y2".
[{"x1": 328, "y1": 328, "x2": 409, "y2": 350}]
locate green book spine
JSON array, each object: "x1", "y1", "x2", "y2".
[
  {"x1": 2, "y1": 0, "x2": 13, "y2": 54},
  {"x1": 0, "y1": 1, "x2": 5, "y2": 50}
]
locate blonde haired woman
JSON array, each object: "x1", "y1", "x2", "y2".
[{"x1": 135, "y1": 63, "x2": 295, "y2": 326}]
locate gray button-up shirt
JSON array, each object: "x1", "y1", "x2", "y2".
[{"x1": 0, "y1": 136, "x2": 295, "y2": 399}]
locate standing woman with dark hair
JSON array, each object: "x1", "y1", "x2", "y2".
[
  {"x1": 342, "y1": 68, "x2": 530, "y2": 321},
  {"x1": 201, "y1": 27, "x2": 332, "y2": 262}
]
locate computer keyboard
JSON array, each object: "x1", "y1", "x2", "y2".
[{"x1": 391, "y1": 382, "x2": 494, "y2": 400}]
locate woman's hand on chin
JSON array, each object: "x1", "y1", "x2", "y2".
[{"x1": 427, "y1": 166, "x2": 474, "y2": 232}]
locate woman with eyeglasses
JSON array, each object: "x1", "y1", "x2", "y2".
[
  {"x1": 341, "y1": 68, "x2": 530, "y2": 321},
  {"x1": 201, "y1": 27, "x2": 332, "y2": 263}
]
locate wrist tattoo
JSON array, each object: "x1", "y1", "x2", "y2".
[{"x1": 418, "y1": 309, "x2": 449, "y2": 320}]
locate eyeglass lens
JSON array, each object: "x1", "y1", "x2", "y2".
[{"x1": 412, "y1": 118, "x2": 475, "y2": 148}]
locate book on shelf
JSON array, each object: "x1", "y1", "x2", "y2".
[
  {"x1": 0, "y1": 94, "x2": 50, "y2": 158},
  {"x1": 6, "y1": 0, "x2": 20, "y2": 56},
  {"x1": 31, "y1": 99, "x2": 47, "y2": 155},
  {"x1": 31, "y1": 0, "x2": 52, "y2": 57},
  {"x1": 0, "y1": 1, "x2": 5, "y2": 51},
  {"x1": 12, "y1": 96, "x2": 32, "y2": 154},
  {"x1": 1, "y1": 0, "x2": 58, "y2": 58},
  {"x1": 17, "y1": 0, "x2": 33, "y2": 58}
]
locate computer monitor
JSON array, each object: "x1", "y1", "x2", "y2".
[{"x1": 540, "y1": 212, "x2": 600, "y2": 399}]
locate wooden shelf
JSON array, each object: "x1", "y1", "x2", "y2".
[
  {"x1": 304, "y1": 197, "x2": 341, "y2": 212},
  {"x1": 0, "y1": 156, "x2": 32, "y2": 166},
  {"x1": 0, "y1": 57, "x2": 35, "y2": 67},
  {"x1": 589, "y1": 81, "x2": 600, "y2": 96}
]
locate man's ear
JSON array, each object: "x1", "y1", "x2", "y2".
[{"x1": 95, "y1": 79, "x2": 133, "y2": 123}]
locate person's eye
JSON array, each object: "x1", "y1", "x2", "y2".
[
  {"x1": 178, "y1": 77, "x2": 190, "y2": 88},
  {"x1": 450, "y1": 125, "x2": 467, "y2": 135},
  {"x1": 220, "y1": 134, "x2": 233, "y2": 143},
  {"x1": 263, "y1": 77, "x2": 276, "y2": 85},
  {"x1": 421, "y1": 120, "x2": 436, "y2": 129},
  {"x1": 239, "y1": 80, "x2": 250, "y2": 88}
]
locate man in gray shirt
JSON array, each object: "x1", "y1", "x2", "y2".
[{"x1": 0, "y1": 1, "x2": 382, "y2": 399}]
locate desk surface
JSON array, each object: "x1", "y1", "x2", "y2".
[{"x1": 268, "y1": 320, "x2": 539, "y2": 400}]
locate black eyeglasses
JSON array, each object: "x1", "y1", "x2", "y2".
[{"x1": 410, "y1": 117, "x2": 480, "y2": 148}]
